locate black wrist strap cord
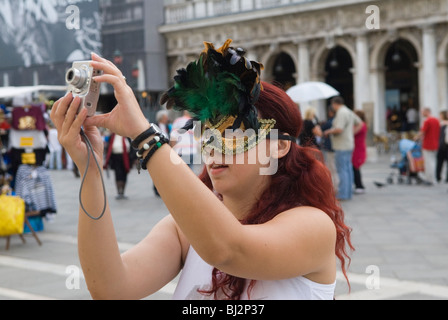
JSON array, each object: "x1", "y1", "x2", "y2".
[{"x1": 79, "y1": 128, "x2": 107, "y2": 220}]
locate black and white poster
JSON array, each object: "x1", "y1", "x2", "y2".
[{"x1": 0, "y1": 0, "x2": 102, "y2": 69}]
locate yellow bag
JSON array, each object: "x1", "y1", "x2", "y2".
[
  {"x1": 21, "y1": 152, "x2": 36, "y2": 165},
  {"x1": 0, "y1": 195, "x2": 25, "y2": 237}
]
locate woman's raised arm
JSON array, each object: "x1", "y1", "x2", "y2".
[{"x1": 51, "y1": 86, "x2": 185, "y2": 300}]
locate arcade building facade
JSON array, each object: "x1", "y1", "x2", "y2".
[{"x1": 160, "y1": 0, "x2": 448, "y2": 134}]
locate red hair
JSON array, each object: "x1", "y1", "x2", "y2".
[{"x1": 198, "y1": 82, "x2": 354, "y2": 299}]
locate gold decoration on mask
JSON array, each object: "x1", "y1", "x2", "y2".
[{"x1": 202, "y1": 115, "x2": 276, "y2": 155}]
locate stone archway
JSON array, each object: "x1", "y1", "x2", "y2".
[
  {"x1": 263, "y1": 50, "x2": 297, "y2": 90},
  {"x1": 324, "y1": 45, "x2": 354, "y2": 110},
  {"x1": 310, "y1": 40, "x2": 356, "y2": 120},
  {"x1": 384, "y1": 39, "x2": 420, "y2": 132},
  {"x1": 370, "y1": 32, "x2": 422, "y2": 134}
]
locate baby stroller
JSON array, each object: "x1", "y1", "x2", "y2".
[{"x1": 387, "y1": 139, "x2": 425, "y2": 185}]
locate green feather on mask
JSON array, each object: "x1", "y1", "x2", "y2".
[{"x1": 160, "y1": 39, "x2": 264, "y2": 131}]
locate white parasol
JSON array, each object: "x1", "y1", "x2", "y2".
[{"x1": 286, "y1": 82, "x2": 339, "y2": 104}]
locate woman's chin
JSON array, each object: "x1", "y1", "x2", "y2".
[{"x1": 210, "y1": 180, "x2": 234, "y2": 197}]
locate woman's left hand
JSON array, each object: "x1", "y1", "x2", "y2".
[{"x1": 83, "y1": 53, "x2": 150, "y2": 140}]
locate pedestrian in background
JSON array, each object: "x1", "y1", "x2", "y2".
[
  {"x1": 170, "y1": 111, "x2": 199, "y2": 170},
  {"x1": 324, "y1": 97, "x2": 363, "y2": 201},
  {"x1": 104, "y1": 133, "x2": 132, "y2": 200},
  {"x1": 47, "y1": 121, "x2": 63, "y2": 170},
  {"x1": 436, "y1": 110, "x2": 448, "y2": 183},
  {"x1": 406, "y1": 106, "x2": 418, "y2": 132},
  {"x1": 0, "y1": 109, "x2": 11, "y2": 173},
  {"x1": 0, "y1": 109, "x2": 10, "y2": 148},
  {"x1": 415, "y1": 107, "x2": 440, "y2": 185},
  {"x1": 320, "y1": 107, "x2": 338, "y2": 192},
  {"x1": 299, "y1": 107, "x2": 322, "y2": 149},
  {"x1": 156, "y1": 110, "x2": 171, "y2": 139},
  {"x1": 352, "y1": 110, "x2": 368, "y2": 194}
]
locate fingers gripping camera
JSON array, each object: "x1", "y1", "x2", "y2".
[{"x1": 66, "y1": 61, "x2": 103, "y2": 117}]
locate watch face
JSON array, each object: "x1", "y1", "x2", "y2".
[{"x1": 152, "y1": 124, "x2": 163, "y2": 136}]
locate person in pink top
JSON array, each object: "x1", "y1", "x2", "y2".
[{"x1": 352, "y1": 110, "x2": 368, "y2": 194}]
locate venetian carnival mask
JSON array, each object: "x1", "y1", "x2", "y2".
[{"x1": 160, "y1": 39, "x2": 278, "y2": 155}]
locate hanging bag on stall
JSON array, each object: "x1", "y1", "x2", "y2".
[{"x1": 0, "y1": 194, "x2": 25, "y2": 237}]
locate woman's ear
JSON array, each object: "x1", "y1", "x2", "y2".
[{"x1": 271, "y1": 135, "x2": 292, "y2": 159}]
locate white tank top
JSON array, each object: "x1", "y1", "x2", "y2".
[{"x1": 172, "y1": 247, "x2": 336, "y2": 300}]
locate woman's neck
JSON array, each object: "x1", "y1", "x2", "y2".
[
  {"x1": 222, "y1": 196, "x2": 254, "y2": 221},
  {"x1": 221, "y1": 179, "x2": 269, "y2": 221}
]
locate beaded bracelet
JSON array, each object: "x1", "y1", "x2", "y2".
[
  {"x1": 136, "y1": 134, "x2": 163, "y2": 158},
  {"x1": 136, "y1": 135, "x2": 169, "y2": 174},
  {"x1": 140, "y1": 137, "x2": 169, "y2": 172}
]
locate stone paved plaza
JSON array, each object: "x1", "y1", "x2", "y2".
[{"x1": 1, "y1": 153, "x2": 447, "y2": 300}]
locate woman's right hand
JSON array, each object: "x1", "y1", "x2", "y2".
[{"x1": 50, "y1": 93, "x2": 104, "y2": 171}]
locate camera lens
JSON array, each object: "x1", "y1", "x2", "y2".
[
  {"x1": 66, "y1": 67, "x2": 87, "y2": 89},
  {"x1": 67, "y1": 70, "x2": 75, "y2": 82}
]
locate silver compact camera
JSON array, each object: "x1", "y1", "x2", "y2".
[{"x1": 66, "y1": 61, "x2": 103, "y2": 117}]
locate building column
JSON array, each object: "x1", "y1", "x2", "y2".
[
  {"x1": 422, "y1": 25, "x2": 439, "y2": 116},
  {"x1": 297, "y1": 41, "x2": 310, "y2": 84},
  {"x1": 355, "y1": 33, "x2": 370, "y2": 110},
  {"x1": 33, "y1": 71, "x2": 39, "y2": 86},
  {"x1": 371, "y1": 67, "x2": 386, "y2": 134},
  {"x1": 206, "y1": 0, "x2": 214, "y2": 16},
  {"x1": 438, "y1": 61, "x2": 448, "y2": 111},
  {"x1": 3, "y1": 73, "x2": 9, "y2": 87},
  {"x1": 137, "y1": 59, "x2": 146, "y2": 92}
]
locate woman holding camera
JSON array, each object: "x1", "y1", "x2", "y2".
[{"x1": 51, "y1": 41, "x2": 352, "y2": 300}]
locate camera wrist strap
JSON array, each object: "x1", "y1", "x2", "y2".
[{"x1": 79, "y1": 128, "x2": 107, "y2": 220}]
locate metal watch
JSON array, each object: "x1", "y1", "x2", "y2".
[{"x1": 131, "y1": 123, "x2": 163, "y2": 150}]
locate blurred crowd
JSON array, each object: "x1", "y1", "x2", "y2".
[
  {"x1": 297, "y1": 99, "x2": 448, "y2": 200},
  {"x1": 2, "y1": 97, "x2": 447, "y2": 205}
]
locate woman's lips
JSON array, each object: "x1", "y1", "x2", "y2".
[{"x1": 209, "y1": 163, "x2": 229, "y2": 175}]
